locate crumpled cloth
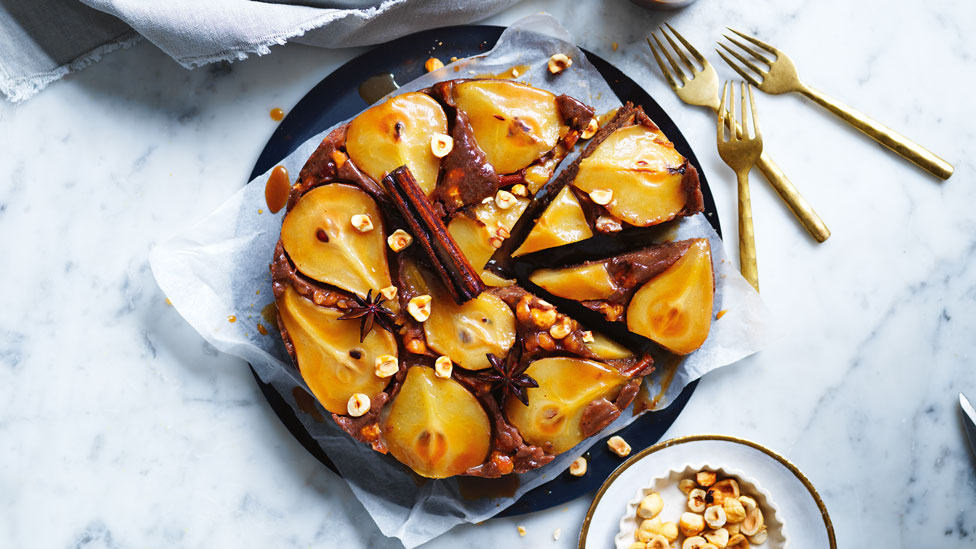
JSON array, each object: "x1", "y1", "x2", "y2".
[{"x1": 0, "y1": 0, "x2": 520, "y2": 102}]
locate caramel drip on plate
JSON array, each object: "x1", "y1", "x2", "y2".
[
  {"x1": 264, "y1": 165, "x2": 290, "y2": 214},
  {"x1": 269, "y1": 108, "x2": 284, "y2": 121}
]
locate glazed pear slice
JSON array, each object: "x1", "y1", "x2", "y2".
[
  {"x1": 281, "y1": 184, "x2": 392, "y2": 300},
  {"x1": 628, "y1": 239, "x2": 714, "y2": 354},
  {"x1": 512, "y1": 186, "x2": 592, "y2": 257},
  {"x1": 424, "y1": 290, "x2": 516, "y2": 371},
  {"x1": 504, "y1": 357, "x2": 628, "y2": 454},
  {"x1": 448, "y1": 196, "x2": 529, "y2": 285},
  {"x1": 277, "y1": 286, "x2": 394, "y2": 414},
  {"x1": 453, "y1": 80, "x2": 568, "y2": 174},
  {"x1": 346, "y1": 92, "x2": 448, "y2": 195},
  {"x1": 573, "y1": 124, "x2": 690, "y2": 227},
  {"x1": 529, "y1": 263, "x2": 617, "y2": 301},
  {"x1": 381, "y1": 366, "x2": 491, "y2": 478},
  {"x1": 584, "y1": 332, "x2": 634, "y2": 361}
]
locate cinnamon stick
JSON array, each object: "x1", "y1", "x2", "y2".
[{"x1": 381, "y1": 166, "x2": 485, "y2": 303}]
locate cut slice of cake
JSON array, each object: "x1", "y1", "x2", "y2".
[
  {"x1": 512, "y1": 103, "x2": 704, "y2": 256},
  {"x1": 529, "y1": 238, "x2": 714, "y2": 355}
]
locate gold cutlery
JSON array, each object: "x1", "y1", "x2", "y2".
[
  {"x1": 718, "y1": 28, "x2": 954, "y2": 180},
  {"x1": 647, "y1": 24, "x2": 831, "y2": 243},
  {"x1": 716, "y1": 81, "x2": 763, "y2": 291}
]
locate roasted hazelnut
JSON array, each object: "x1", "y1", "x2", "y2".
[
  {"x1": 708, "y1": 479, "x2": 740, "y2": 506},
  {"x1": 347, "y1": 393, "x2": 370, "y2": 417},
  {"x1": 530, "y1": 307, "x2": 557, "y2": 329},
  {"x1": 494, "y1": 189, "x2": 518, "y2": 209},
  {"x1": 568, "y1": 456, "x2": 587, "y2": 476},
  {"x1": 547, "y1": 53, "x2": 572, "y2": 74},
  {"x1": 511, "y1": 183, "x2": 528, "y2": 197},
  {"x1": 589, "y1": 188, "x2": 613, "y2": 205},
  {"x1": 704, "y1": 505, "x2": 727, "y2": 529},
  {"x1": 696, "y1": 470, "x2": 717, "y2": 487},
  {"x1": 581, "y1": 117, "x2": 599, "y2": 139},
  {"x1": 595, "y1": 215, "x2": 623, "y2": 233},
  {"x1": 350, "y1": 214, "x2": 374, "y2": 232},
  {"x1": 679, "y1": 512, "x2": 705, "y2": 537},
  {"x1": 407, "y1": 295, "x2": 432, "y2": 322},
  {"x1": 637, "y1": 492, "x2": 664, "y2": 519},
  {"x1": 747, "y1": 528, "x2": 767, "y2": 545},
  {"x1": 607, "y1": 435, "x2": 631, "y2": 457},
  {"x1": 688, "y1": 488, "x2": 707, "y2": 513},
  {"x1": 704, "y1": 527, "x2": 730, "y2": 548},
  {"x1": 724, "y1": 497, "x2": 746, "y2": 524},
  {"x1": 430, "y1": 132, "x2": 453, "y2": 158},
  {"x1": 373, "y1": 355, "x2": 398, "y2": 378},
  {"x1": 405, "y1": 337, "x2": 426, "y2": 354},
  {"x1": 679, "y1": 478, "x2": 699, "y2": 494},
  {"x1": 682, "y1": 536, "x2": 707, "y2": 549},
  {"x1": 726, "y1": 534, "x2": 749, "y2": 549},
  {"x1": 387, "y1": 229, "x2": 413, "y2": 252},
  {"x1": 379, "y1": 285, "x2": 398, "y2": 301},
  {"x1": 740, "y1": 507, "x2": 764, "y2": 537},
  {"x1": 645, "y1": 534, "x2": 670, "y2": 549},
  {"x1": 434, "y1": 355, "x2": 453, "y2": 378},
  {"x1": 549, "y1": 315, "x2": 573, "y2": 339}
]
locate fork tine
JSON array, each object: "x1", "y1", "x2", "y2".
[
  {"x1": 664, "y1": 23, "x2": 708, "y2": 66},
  {"x1": 716, "y1": 49, "x2": 761, "y2": 87},
  {"x1": 717, "y1": 81, "x2": 729, "y2": 143},
  {"x1": 651, "y1": 32, "x2": 688, "y2": 83},
  {"x1": 660, "y1": 26, "x2": 697, "y2": 74},
  {"x1": 740, "y1": 82, "x2": 749, "y2": 139},
  {"x1": 728, "y1": 81, "x2": 737, "y2": 142},
  {"x1": 646, "y1": 37, "x2": 679, "y2": 91},
  {"x1": 727, "y1": 27, "x2": 780, "y2": 55},
  {"x1": 722, "y1": 34, "x2": 774, "y2": 65},
  {"x1": 718, "y1": 43, "x2": 768, "y2": 77},
  {"x1": 747, "y1": 83, "x2": 760, "y2": 140}
]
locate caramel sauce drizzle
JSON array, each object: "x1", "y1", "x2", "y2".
[{"x1": 264, "y1": 165, "x2": 290, "y2": 214}]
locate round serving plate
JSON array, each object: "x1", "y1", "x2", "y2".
[
  {"x1": 248, "y1": 24, "x2": 719, "y2": 517},
  {"x1": 580, "y1": 435, "x2": 837, "y2": 548}
]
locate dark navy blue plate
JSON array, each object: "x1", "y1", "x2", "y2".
[{"x1": 248, "y1": 24, "x2": 718, "y2": 517}]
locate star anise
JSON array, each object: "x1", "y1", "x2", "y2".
[
  {"x1": 475, "y1": 349, "x2": 538, "y2": 406},
  {"x1": 338, "y1": 289, "x2": 400, "y2": 342}
]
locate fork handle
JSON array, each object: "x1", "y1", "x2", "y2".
[
  {"x1": 800, "y1": 85, "x2": 954, "y2": 180},
  {"x1": 754, "y1": 151, "x2": 832, "y2": 242},
  {"x1": 736, "y1": 171, "x2": 760, "y2": 292}
]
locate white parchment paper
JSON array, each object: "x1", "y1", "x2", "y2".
[{"x1": 149, "y1": 14, "x2": 768, "y2": 548}]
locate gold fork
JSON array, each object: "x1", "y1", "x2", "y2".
[
  {"x1": 647, "y1": 24, "x2": 830, "y2": 243},
  {"x1": 718, "y1": 28, "x2": 953, "y2": 180},
  {"x1": 716, "y1": 81, "x2": 762, "y2": 291}
]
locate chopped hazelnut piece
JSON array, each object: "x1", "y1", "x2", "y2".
[
  {"x1": 581, "y1": 330, "x2": 595, "y2": 343},
  {"x1": 374, "y1": 355, "x2": 399, "y2": 378},
  {"x1": 727, "y1": 534, "x2": 749, "y2": 549},
  {"x1": 552, "y1": 528, "x2": 561, "y2": 541},
  {"x1": 607, "y1": 435, "x2": 631, "y2": 457},
  {"x1": 595, "y1": 215, "x2": 623, "y2": 233},
  {"x1": 407, "y1": 295, "x2": 432, "y2": 322},
  {"x1": 379, "y1": 285, "x2": 398, "y2": 301},
  {"x1": 434, "y1": 355, "x2": 453, "y2": 378},
  {"x1": 678, "y1": 512, "x2": 705, "y2": 537},
  {"x1": 704, "y1": 504, "x2": 727, "y2": 529},
  {"x1": 530, "y1": 306, "x2": 557, "y2": 329},
  {"x1": 489, "y1": 236, "x2": 504, "y2": 249},
  {"x1": 549, "y1": 315, "x2": 573, "y2": 339},
  {"x1": 724, "y1": 497, "x2": 747, "y2": 523},
  {"x1": 696, "y1": 470, "x2": 717, "y2": 487},
  {"x1": 589, "y1": 188, "x2": 613, "y2": 205},
  {"x1": 548, "y1": 53, "x2": 572, "y2": 74},
  {"x1": 581, "y1": 117, "x2": 599, "y2": 139},
  {"x1": 511, "y1": 183, "x2": 528, "y2": 197},
  {"x1": 637, "y1": 492, "x2": 664, "y2": 519},
  {"x1": 704, "y1": 528, "x2": 730, "y2": 548},
  {"x1": 679, "y1": 478, "x2": 698, "y2": 494},
  {"x1": 425, "y1": 57, "x2": 444, "y2": 72},
  {"x1": 350, "y1": 213, "x2": 374, "y2": 232},
  {"x1": 688, "y1": 488, "x2": 707, "y2": 513},
  {"x1": 430, "y1": 132, "x2": 454, "y2": 158},
  {"x1": 568, "y1": 456, "x2": 587, "y2": 476},
  {"x1": 748, "y1": 527, "x2": 767, "y2": 545},
  {"x1": 347, "y1": 393, "x2": 370, "y2": 417},
  {"x1": 646, "y1": 535, "x2": 670, "y2": 549},
  {"x1": 494, "y1": 189, "x2": 518, "y2": 209},
  {"x1": 517, "y1": 525, "x2": 527, "y2": 537},
  {"x1": 387, "y1": 229, "x2": 413, "y2": 252}
]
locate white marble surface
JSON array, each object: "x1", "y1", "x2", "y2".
[{"x1": 1, "y1": 0, "x2": 974, "y2": 546}]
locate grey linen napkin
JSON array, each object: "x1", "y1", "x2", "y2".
[{"x1": 0, "y1": 0, "x2": 520, "y2": 102}]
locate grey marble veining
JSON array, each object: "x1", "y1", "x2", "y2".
[{"x1": 1, "y1": 0, "x2": 975, "y2": 546}]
